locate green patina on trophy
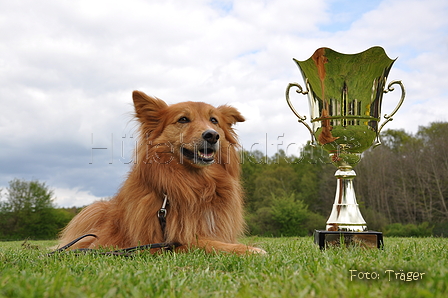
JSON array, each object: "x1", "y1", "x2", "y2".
[{"x1": 286, "y1": 47, "x2": 405, "y2": 248}]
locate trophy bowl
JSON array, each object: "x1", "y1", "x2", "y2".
[{"x1": 286, "y1": 46, "x2": 405, "y2": 248}]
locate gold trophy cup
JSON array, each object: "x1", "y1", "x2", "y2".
[{"x1": 286, "y1": 47, "x2": 405, "y2": 248}]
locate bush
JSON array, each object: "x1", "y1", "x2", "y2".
[
  {"x1": 432, "y1": 222, "x2": 448, "y2": 237},
  {"x1": 246, "y1": 207, "x2": 276, "y2": 236},
  {"x1": 384, "y1": 222, "x2": 434, "y2": 237},
  {"x1": 246, "y1": 192, "x2": 326, "y2": 237}
]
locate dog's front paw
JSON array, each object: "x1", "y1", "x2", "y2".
[{"x1": 247, "y1": 246, "x2": 267, "y2": 255}]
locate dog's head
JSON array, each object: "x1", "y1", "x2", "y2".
[{"x1": 133, "y1": 90, "x2": 245, "y2": 168}]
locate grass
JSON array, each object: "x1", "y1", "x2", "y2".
[{"x1": 0, "y1": 237, "x2": 447, "y2": 298}]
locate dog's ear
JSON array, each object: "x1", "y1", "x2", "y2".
[
  {"x1": 133, "y1": 91, "x2": 168, "y2": 135},
  {"x1": 217, "y1": 105, "x2": 245, "y2": 145},
  {"x1": 133, "y1": 91, "x2": 168, "y2": 117},
  {"x1": 217, "y1": 105, "x2": 245, "y2": 126}
]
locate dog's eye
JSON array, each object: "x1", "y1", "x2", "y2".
[
  {"x1": 210, "y1": 117, "x2": 218, "y2": 124},
  {"x1": 178, "y1": 117, "x2": 190, "y2": 123}
]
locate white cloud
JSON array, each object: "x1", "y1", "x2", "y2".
[{"x1": 53, "y1": 187, "x2": 103, "y2": 208}]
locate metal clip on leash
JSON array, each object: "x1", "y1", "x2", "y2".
[{"x1": 157, "y1": 194, "x2": 168, "y2": 235}]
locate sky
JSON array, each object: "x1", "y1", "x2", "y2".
[{"x1": 1, "y1": 0, "x2": 447, "y2": 207}]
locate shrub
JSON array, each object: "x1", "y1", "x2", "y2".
[
  {"x1": 384, "y1": 222, "x2": 434, "y2": 237},
  {"x1": 246, "y1": 192, "x2": 326, "y2": 237},
  {"x1": 432, "y1": 222, "x2": 448, "y2": 237}
]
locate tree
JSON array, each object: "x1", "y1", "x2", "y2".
[{"x1": 0, "y1": 179, "x2": 68, "y2": 239}]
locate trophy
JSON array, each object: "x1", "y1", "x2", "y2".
[{"x1": 286, "y1": 47, "x2": 405, "y2": 249}]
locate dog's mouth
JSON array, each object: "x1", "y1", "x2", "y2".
[{"x1": 182, "y1": 144, "x2": 216, "y2": 164}]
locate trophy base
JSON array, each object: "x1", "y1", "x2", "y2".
[{"x1": 314, "y1": 230, "x2": 383, "y2": 249}]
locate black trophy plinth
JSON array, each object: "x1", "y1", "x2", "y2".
[{"x1": 314, "y1": 230, "x2": 383, "y2": 249}]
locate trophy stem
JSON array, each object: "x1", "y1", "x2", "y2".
[
  {"x1": 326, "y1": 168, "x2": 367, "y2": 232},
  {"x1": 314, "y1": 166, "x2": 383, "y2": 249}
]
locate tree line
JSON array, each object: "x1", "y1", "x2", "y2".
[
  {"x1": 1, "y1": 122, "x2": 447, "y2": 240},
  {"x1": 242, "y1": 122, "x2": 448, "y2": 237},
  {"x1": 356, "y1": 122, "x2": 448, "y2": 235}
]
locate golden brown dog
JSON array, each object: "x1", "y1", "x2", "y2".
[{"x1": 58, "y1": 91, "x2": 265, "y2": 254}]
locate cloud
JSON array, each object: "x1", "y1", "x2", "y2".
[
  {"x1": 0, "y1": 0, "x2": 447, "y2": 207},
  {"x1": 52, "y1": 187, "x2": 104, "y2": 208}
]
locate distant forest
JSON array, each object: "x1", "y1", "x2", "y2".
[
  {"x1": 1, "y1": 122, "x2": 447, "y2": 240},
  {"x1": 242, "y1": 122, "x2": 448, "y2": 237}
]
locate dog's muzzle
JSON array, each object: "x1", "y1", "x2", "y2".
[{"x1": 182, "y1": 130, "x2": 219, "y2": 165}]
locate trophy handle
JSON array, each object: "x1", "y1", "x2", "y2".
[
  {"x1": 375, "y1": 80, "x2": 406, "y2": 146},
  {"x1": 286, "y1": 82, "x2": 316, "y2": 146}
]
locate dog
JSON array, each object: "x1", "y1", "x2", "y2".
[{"x1": 58, "y1": 91, "x2": 265, "y2": 255}]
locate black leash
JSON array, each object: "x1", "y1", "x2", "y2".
[
  {"x1": 48, "y1": 194, "x2": 181, "y2": 257},
  {"x1": 48, "y1": 233, "x2": 98, "y2": 255},
  {"x1": 47, "y1": 234, "x2": 181, "y2": 257}
]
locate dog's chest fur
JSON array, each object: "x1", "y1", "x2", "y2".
[{"x1": 203, "y1": 208, "x2": 217, "y2": 235}]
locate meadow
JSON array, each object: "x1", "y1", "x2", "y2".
[{"x1": 0, "y1": 237, "x2": 446, "y2": 298}]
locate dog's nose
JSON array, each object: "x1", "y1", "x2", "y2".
[{"x1": 202, "y1": 130, "x2": 219, "y2": 144}]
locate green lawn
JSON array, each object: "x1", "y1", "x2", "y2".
[{"x1": 1, "y1": 237, "x2": 446, "y2": 297}]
